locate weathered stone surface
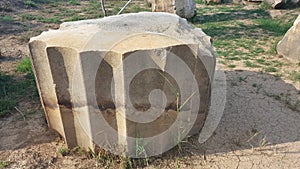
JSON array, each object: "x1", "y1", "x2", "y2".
[
  {"x1": 175, "y1": 0, "x2": 197, "y2": 19},
  {"x1": 151, "y1": 0, "x2": 196, "y2": 19},
  {"x1": 277, "y1": 15, "x2": 300, "y2": 62},
  {"x1": 29, "y1": 12, "x2": 216, "y2": 156}
]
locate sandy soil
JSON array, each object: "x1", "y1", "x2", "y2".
[{"x1": 0, "y1": 1, "x2": 299, "y2": 169}]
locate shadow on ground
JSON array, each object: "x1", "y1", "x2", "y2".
[
  {"x1": 192, "y1": 8, "x2": 296, "y2": 40},
  {"x1": 165, "y1": 69, "x2": 300, "y2": 159},
  {"x1": 195, "y1": 8, "x2": 271, "y2": 24},
  {"x1": 203, "y1": 70, "x2": 299, "y2": 152},
  {"x1": 0, "y1": 72, "x2": 57, "y2": 151},
  {"x1": 0, "y1": 112, "x2": 59, "y2": 151}
]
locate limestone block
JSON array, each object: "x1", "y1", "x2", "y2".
[
  {"x1": 277, "y1": 15, "x2": 300, "y2": 62},
  {"x1": 175, "y1": 0, "x2": 197, "y2": 19},
  {"x1": 29, "y1": 12, "x2": 216, "y2": 157},
  {"x1": 151, "y1": 0, "x2": 196, "y2": 19}
]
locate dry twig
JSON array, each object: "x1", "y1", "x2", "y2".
[{"x1": 14, "y1": 106, "x2": 26, "y2": 121}]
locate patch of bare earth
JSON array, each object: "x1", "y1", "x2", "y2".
[{"x1": 0, "y1": 1, "x2": 300, "y2": 169}]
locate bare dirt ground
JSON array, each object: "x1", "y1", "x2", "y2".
[{"x1": 0, "y1": 1, "x2": 300, "y2": 169}]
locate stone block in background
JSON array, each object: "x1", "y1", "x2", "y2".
[
  {"x1": 277, "y1": 15, "x2": 300, "y2": 62},
  {"x1": 151, "y1": 0, "x2": 196, "y2": 19}
]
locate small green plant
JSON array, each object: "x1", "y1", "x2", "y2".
[
  {"x1": 272, "y1": 60, "x2": 284, "y2": 67},
  {"x1": 39, "y1": 17, "x2": 61, "y2": 23},
  {"x1": 30, "y1": 0, "x2": 52, "y2": 4},
  {"x1": 89, "y1": 147, "x2": 114, "y2": 168},
  {"x1": 113, "y1": 7, "x2": 121, "y2": 14},
  {"x1": 256, "y1": 59, "x2": 271, "y2": 66},
  {"x1": 134, "y1": 134, "x2": 148, "y2": 160},
  {"x1": 254, "y1": 47, "x2": 265, "y2": 54},
  {"x1": 24, "y1": 0, "x2": 37, "y2": 8},
  {"x1": 195, "y1": 0, "x2": 206, "y2": 4},
  {"x1": 0, "y1": 99, "x2": 15, "y2": 117},
  {"x1": 21, "y1": 14, "x2": 37, "y2": 21},
  {"x1": 218, "y1": 60, "x2": 227, "y2": 65},
  {"x1": 225, "y1": 56, "x2": 241, "y2": 61},
  {"x1": 0, "y1": 73, "x2": 15, "y2": 118},
  {"x1": 245, "y1": 61, "x2": 260, "y2": 68},
  {"x1": 16, "y1": 57, "x2": 32, "y2": 74},
  {"x1": 252, "y1": 83, "x2": 263, "y2": 93},
  {"x1": 0, "y1": 15, "x2": 14, "y2": 22},
  {"x1": 130, "y1": 5, "x2": 143, "y2": 13},
  {"x1": 87, "y1": 0, "x2": 101, "y2": 12},
  {"x1": 264, "y1": 67, "x2": 277, "y2": 72},
  {"x1": 69, "y1": 0, "x2": 80, "y2": 5},
  {"x1": 269, "y1": 38, "x2": 281, "y2": 55},
  {"x1": 258, "y1": 136, "x2": 268, "y2": 148},
  {"x1": 255, "y1": 19, "x2": 293, "y2": 36},
  {"x1": 260, "y1": 0, "x2": 272, "y2": 10},
  {"x1": 175, "y1": 158, "x2": 180, "y2": 169},
  {"x1": 289, "y1": 71, "x2": 300, "y2": 82},
  {"x1": 246, "y1": 129, "x2": 260, "y2": 143},
  {"x1": 0, "y1": 160, "x2": 10, "y2": 169},
  {"x1": 238, "y1": 76, "x2": 248, "y2": 82},
  {"x1": 228, "y1": 64, "x2": 236, "y2": 68},
  {"x1": 233, "y1": 138, "x2": 242, "y2": 147},
  {"x1": 71, "y1": 146, "x2": 86, "y2": 156},
  {"x1": 58, "y1": 147, "x2": 69, "y2": 156},
  {"x1": 88, "y1": 146, "x2": 135, "y2": 168},
  {"x1": 217, "y1": 51, "x2": 230, "y2": 57},
  {"x1": 275, "y1": 73, "x2": 282, "y2": 80}
]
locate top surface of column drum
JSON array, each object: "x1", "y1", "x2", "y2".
[
  {"x1": 30, "y1": 12, "x2": 213, "y2": 55},
  {"x1": 29, "y1": 12, "x2": 217, "y2": 157}
]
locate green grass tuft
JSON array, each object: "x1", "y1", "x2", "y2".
[
  {"x1": 255, "y1": 19, "x2": 293, "y2": 36},
  {"x1": 0, "y1": 99, "x2": 15, "y2": 117},
  {"x1": 24, "y1": 0, "x2": 37, "y2": 8},
  {"x1": 260, "y1": 0, "x2": 272, "y2": 10},
  {"x1": 195, "y1": 0, "x2": 206, "y2": 4},
  {"x1": 256, "y1": 59, "x2": 271, "y2": 66},
  {"x1": 245, "y1": 61, "x2": 261, "y2": 68},
  {"x1": 16, "y1": 57, "x2": 32, "y2": 74},
  {"x1": 69, "y1": 0, "x2": 80, "y2": 5},
  {"x1": 264, "y1": 67, "x2": 277, "y2": 72},
  {"x1": 58, "y1": 147, "x2": 69, "y2": 156},
  {"x1": 39, "y1": 17, "x2": 61, "y2": 23},
  {"x1": 0, "y1": 58, "x2": 37, "y2": 119},
  {"x1": 228, "y1": 64, "x2": 236, "y2": 68},
  {"x1": 289, "y1": 71, "x2": 300, "y2": 82},
  {"x1": 0, "y1": 15, "x2": 14, "y2": 22},
  {"x1": 0, "y1": 160, "x2": 11, "y2": 169},
  {"x1": 21, "y1": 14, "x2": 37, "y2": 21}
]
